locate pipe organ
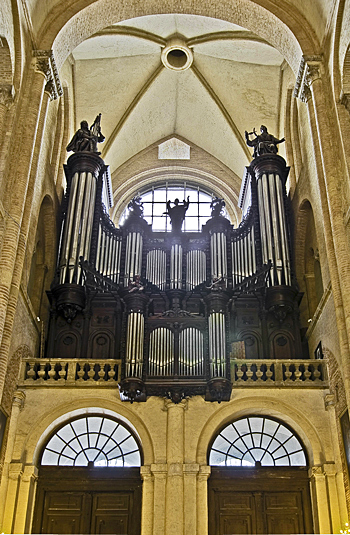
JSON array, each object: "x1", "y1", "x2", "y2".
[{"x1": 47, "y1": 148, "x2": 307, "y2": 403}]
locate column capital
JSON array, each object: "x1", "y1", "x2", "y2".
[
  {"x1": 22, "y1": 464, "x2": 38, "y2": 482},
  {"x1": 183, "y1": 463, "x2": 200, "y2": 474},
  {"x1": 140, "y1": 465, "x2": 153, "y2": 480},
  {"x1": 309, "y1": 464, "x2": 325, "y2": 478},
  {"x1": 12, "y1": 390, "x2": 26, "y2": 410},
  {"x1": 324, "y1": 393, "x2": 335, "y2": 410},
  {"x1": 0, "y1": 84, "x2": 14, "y2": 108},
  {"x1": 198, "y1": 464, "x2": 211, "y2": 481},
  {"x1": 162, "y1": 398, "x2": 188, "y2": 411},
  {"x1": 8, "y1": 461, "x2": 23, "y2": 479},
  {"x1": 33, "y1": 50, "x2": 62, "y2": 100},
  {"x1": 294, "y1": 55, "x2": 323, "y2": 102}
]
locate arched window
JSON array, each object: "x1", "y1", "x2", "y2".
[
  {"x1": 41, "y1": 415, "x2": 141, "y2": 467},
  {"x1": 209, "y1": 416, "x2": 307, "y2": 467},
  {"x1": 120, "y1": 182, "x2": 229, "y2": 232}
]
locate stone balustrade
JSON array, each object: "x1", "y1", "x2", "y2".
[
  {"x1": 231, "y1": 359, "x2": 328, "y2": 387},
  {"x1": 20, "y1": 358, "x2": 328, "y2": 388},
  {"x1": 20, "y1": 358, "x2": 121, "y2": 386}
]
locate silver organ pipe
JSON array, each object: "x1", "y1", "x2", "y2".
[
  {"x1": 125, "y1": 312, "x2": 144, "y2": 378},
  {"x1": 186, "y1": 250, "x2": 206, "y2": 290},
  {"x1": 146, "y1": 249, "x2": 166, "y2": 290},
  {"x1": 124, "y1": 231, "x2": 143, "y2": 285},
  {"x1": 93, "y1": 222, "x2": 122, "y2": 283},
  {"x1": 58, "y1": 171, "x2": 97, "y2": 285},
  {"x1": 179, "y1": 328, "x2": 204, "y2": 376},
  {"x1": 211, "y1": 233, "x2": 227, "y2": 284},
  {"x1": 148, "y1": 328, "x2": 174, "y2": 376},
  {"x1": 170, "y1": 244, "x2": 182, "y2": 289},
  {"x1": 276, "y1": 177, "x2": 291, "y2": 285},
  {"x1": 255, "y1": 171, "x2": 291, "y2": 286},
  {"x1": 208, "y1": 312, "x2": 226, "y2": 378},
  {"x1": 231, "y1": 225, "x2": 256, "y2": 289}
]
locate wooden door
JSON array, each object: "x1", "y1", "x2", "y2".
[
  {"x1": 209, "y1": 467, "x2": 313, "y2": 535},
  {"x1": 33, "y1": 467, "x2": 142, "y2": 535}
]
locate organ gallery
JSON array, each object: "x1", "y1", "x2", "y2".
[{"x1": 0, "y1": 2, "x2": 350, "y2": 534}]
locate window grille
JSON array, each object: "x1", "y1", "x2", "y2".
[
  {"x1": 120, "y1": 183, "x2": 228, "y2": 232},
  {"x1": 41, "y1": 416, "x2": 141, "y2": 467},
  {"x1": 209, "y1": 416, "x2": 306, "y2": 467}
]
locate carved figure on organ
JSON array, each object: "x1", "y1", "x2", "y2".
[
  {"x1": 127, "y1": 196, "x2": 144, "y2": 218},
  {"x1": 245, "y1": 125, "x2": 285, "y2": 158},
  {"x1": 210, "y1": 197, "x2": 226, "y2": 218},
  {"x1": 128, "y1": 275, "x2": 145, "y2": 293},
  {"x1": 66, "y1": 114, "x2": 105, "y2": 153},
  {"x1": 164, "y1": 197, "x2": 190, "y2": 233}
]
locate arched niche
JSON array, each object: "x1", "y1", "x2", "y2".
[
  {"x1": 196, "y1": 396, "x2": 325, "y2": 467},
  {"x1": 27, "y1": 195, "x2": 56, "y2": 320},
  {"x1": 294, "y1": 199, "x2": 324, "y2": 328},
  {"x1": 32, "y1": 409, "x2": 144, "y2": 535}
]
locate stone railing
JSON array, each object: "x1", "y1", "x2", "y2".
[
  {"x1": 231, "y1": 359, "x2": 328, "y2": 387},
  {"x1": 20, "y1": 358, "x2": 121, "y2": 386},
  {"x1": 20, "y1": 358, "x2": 328, "y2": 389}
]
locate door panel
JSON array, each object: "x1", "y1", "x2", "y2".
[
  {"x1": 33, "y1": 467, "x2": 142, "y2": 535},
  {"x1": 41, "y1": 492, "x2": 88, "y2": 534},
  {"x1": 217, "y1": 492, "x2": 256, "y2": 535},
  {"x1": 91, "y1": 493, "x2": 132, "y2": 534},
  {"x1": 209, "y1": 468, "x2": 313, "y2": 535}
]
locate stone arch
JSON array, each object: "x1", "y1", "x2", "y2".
[
  {"x1": 36, "y1": 1, "x2": 320, "y2": 74},
  {"x1": 111, "y1": 157, "x2": 241, "y2": 228},
  {"x1": 0, "y1": 36, "x2": 13, "y2": 86},
  {"x1": 196, "y1": 395, "x2": 325, "y2": 467},
  {"x1": 21, "y1": 400, "x2": 154, "y2": 468}
]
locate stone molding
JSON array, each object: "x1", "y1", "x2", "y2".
[
  {"x1": 294, "y1": 55, "x2": 323, "y2": 102},
  {"x1": 33, "y1": 50, "x2": 63, "y2": 100}
]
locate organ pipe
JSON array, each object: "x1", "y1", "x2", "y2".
[
  {"x1": 208, "y1": 312, "x2": 226, "y2": 378},
  {"x1": 59, "y1": 170, "x2": 97, "y2": 285},
  {"x1": 124, "y1": 231, "x2": 143, "y2": 286},
  {"x1": 125, "y1": 312, "x2": 144, "y2": 378}
]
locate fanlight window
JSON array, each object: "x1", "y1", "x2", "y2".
[
  {"x1": 41, "y1": 416, "x2": 141, "y2": 467},
  {"x1": 120, "y1": 182, "x2": 228, "y2": 232},
  {"x1": 209, "y1": 416, "x2": 307, "y2": 467}
]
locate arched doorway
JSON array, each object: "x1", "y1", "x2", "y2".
[
  {"x1": 208, "y1": 415, "x2": 313, "y2": 534},
  {"x1": 32, "y1": 414, "x2": 142, "y2": 534}
]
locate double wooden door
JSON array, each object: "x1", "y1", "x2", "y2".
[
  {"x1": 209, "y1": 467, "x2": 313, "y2": 535},
  {"x1": 32, "y1": 467, "x2": 142, "y2": 535}
]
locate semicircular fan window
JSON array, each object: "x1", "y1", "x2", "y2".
[
  {"x1": 209, "y1": 416, "x2": 306, "y2": 467},
  {"x1": 41, "y1": 416, "x2": 141, "y2": 467}
]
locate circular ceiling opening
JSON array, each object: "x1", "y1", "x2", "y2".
[
  {"x1": 161, "y1": 40, "x2": 193, "y2": 71},
  {"x1": 167, "y1": 49, "x2": 187, "y2": 68}
]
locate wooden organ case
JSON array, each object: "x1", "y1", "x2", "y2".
[{"x1": 46, "y1": 149, "x2": 307, "y2": 403}]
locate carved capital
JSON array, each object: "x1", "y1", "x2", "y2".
[
  {"x1": 309, "y1": 465, "x2": 324, "y2": 478},
  {"x1": 340, "y1": 91, "x2": 350, "y2": 114},
  {"x1": 12, "y1": 390, "x2": 26, "y2": 410},
  {"x1": 0, "y1": 84, "x2": 14, "y2": 108},
  {"x1": 294, "y1": 55, "x2": 323, "y2": 102},
  {"x1": 324, "y1": 393, "x2": 335, "y2": 410},
  {"x1": 33, "y1": 50, "x2": 63, "y2": 100},
  {"x1": 305, "y1": 62, "x2": 322, "y2": 86}
]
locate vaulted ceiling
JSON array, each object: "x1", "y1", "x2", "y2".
[{"x1": 67, "y1": 14, "x2": 288, "y2": 184}]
